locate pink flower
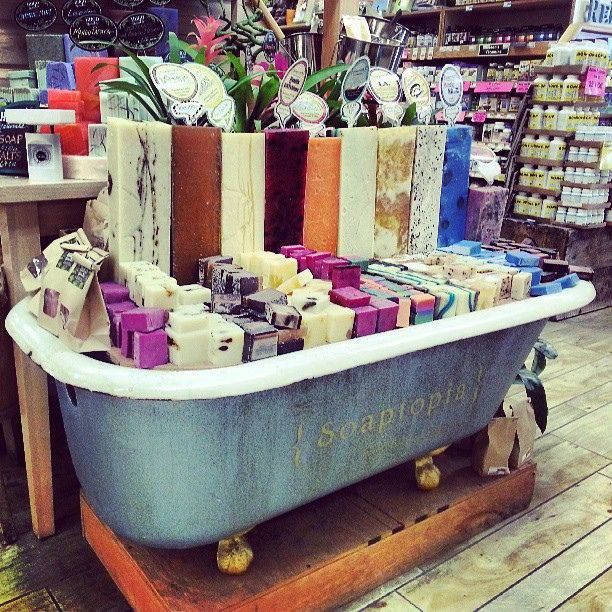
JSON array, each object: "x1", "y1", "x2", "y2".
[
  {"x1": 253, "y1": 52, "x2": 289, "y2": 82},
  {"x1": 189, "y1": 16, "x2": 230, "y2": 64}
]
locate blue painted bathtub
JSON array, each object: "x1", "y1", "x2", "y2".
[{"x1": 5, "y1": 282, "x2": 595, "y2": 548}]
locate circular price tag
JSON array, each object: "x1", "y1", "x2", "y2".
[
  {"x1": 62, "y1": 0, "x2": 101, "y2": 26},
  {"x1": 149, "y1": 0, "x2": 172, "y2": 4},
  {"x1": 15, "y1": 0, "x2": 57, "y2": 31},
  {"x1": 291, "y1": 92, "x2": 328, "y2": 125},
  {"x1": 368, "y1": 67, "x2": 401, "y2": 104},
  {"x1": 117, "y1": 12, "x2": 165, "y2": 51},
  {"x1": 439, "y1": 64, "x2": 463, "y2": 108},
  {"x1": 69, "y1": 14, "x2": 117, "y2": 51},
  {"x1": 401, "y1": 69, "x2": 431, "y2": 109},
  {"x1": 342, "y1": 56, "x2": 370, "y2": 103},
  {"x1": 209, "y1": 97, "x2": 236, "y2": 132},
  {"x1": 278, "y1": 59, "x2": 308, "y2": 107},
  {"x1": 150, "y1": 63, "x2": 199, "y2": 102},
  {"x1": 183, "y1": 63, "x2": 227, "y2": 111}
]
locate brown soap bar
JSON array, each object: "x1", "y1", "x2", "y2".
[
  {"x1": 569, "y1": 265, "x2": 594, "y2": 281},
  {"x1": 198, "y1": 255, "x2": 233, "y2": 287},
  {"x1": 243, "y1": 289, "x2": 288, "y2": 313},
  {"x1": 277, "y1": 329, "x2": 305, "y2": 355},
  {"x1": 264, "y1": 129, "x2": 309, "y2": 253},
  {"x1": 172, "y1": 126, "x2": 222, "y2": 285},
  {"x1": 542, "y1": 259, "x2": 569, "y2": 277}
]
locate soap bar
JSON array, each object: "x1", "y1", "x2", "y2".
[
  {"x1": 300, "y1": 311, "x2": 328, "y2": 348},
  {"x1": 542, "y1": 259, "x2": 570, "y2": 277},
  {"x1": 168, "y1": 305, "x2": 220, "y2": 334},
  {"x1": 167, "y1": 327, "x2": 209, "y2": 368},
  {"x1": 331, "y1": 265, "x2": 361, "y2": 289},
  {"x1": 264, "y1": 129, "x2": 309, "y2": 252},
  {"x1": 88, "y1": 124, "x2": 107, "y2": 157},
  {"x1": 211, "y1": 293, "x2": 243, "y2": 314},
  {"x1": 375, "y1": 126, "x2": 416, "y2": 257},
  {"x1": 147, "y1": 7, "x2": 178, "y2": 57},
  {"x1": 198, "y1": 256, "x2": 233, "y2": 287},
  {"x1": 569, "y1": 265, "x2": 594, "y2": 281},
  {"x1": 220, "y1": 133, "x2": 265, "y2": 256},
  {"x1": 122, "y1": 307, "x2": 168, "y2": 332},
  {"x1": 142, "y1": 280, "x2": 178, "y2": 310},
  {"x1": 330, "y1": 287, "x2": 370, "y2": 308},
  {"x1": 241, "y1": 321, "x2": 278, "y2": 361},
  {"x1": 558, "y1": 273, "x2": 579, "y2": 289},
  {"x1": 211, "y1": 264, "x2": 242, "y2": 295},
  {"x1": 26, "y1": 34, "x2": 65, "y2": 70},
  {"x1": 206, "y1": 320, "x2": 244, "y2": 367},
  {"x1": 407, "y1": 126, "x2": 446, "y2": 254},
  {"x1": 133, "y1": 270, "x2": 170, "y2": 303},
  {"x1": 261, "y1": 256, "x2": 298, "y2": 288},
  {"x1": 289, "y1": 290, "x2": 330, "y2": 313},
  {"x1": 226, "y1": 270, "x2": 262, "y2": 297},
  {"x1": 56, "y1": 123, "x2": 89, "y2": 156},
  {"x1": 465, "y1": 185, "x2": 507, "y2": 245},
  {"x1": 304, "y1": 137, "x2": 341, "y2": 253},
  {"x1": 506, "y1": 250, "x2": 540, "y2": 267},
  {"x1": 338, "y1": 127, "x2": 377, "y2": 257},
  {"x1": 120, "y1": 261, "x2": 158, "y2": 287},
  {"x1": 47, "y1": 89, "x2": 84, "y2": 123},
  {"x1": 305, "y1": 252, "x2": 332, "y2": 274},
  {"x1": 437, "y1": 126, "x2": 472, "y2": 248},
  {"x1": 46, "y1": 62, "x2": 75, "y2": 90},
  {"x1": 370, "y1": 297, "x2": 399, "y2": 332},
  {"x1": 519, "y1": 266, "x2": 542, "y2": 286},
  {"x1": 175, "y1": 285, "x2": 211, "y2": 307},
  {"x1": 74, "y1": 57, "x2": 119, "y2": 123},
  {"x1": 352, "y1": 305, "x2": 378, "y2": 337},
  {"x1": 277, "y1": 329, "x2": 305, "y2": 355},
  {"x1": 133, "y1": 329, "x2": 168, "y2": 369},
  {"x1": 106, "y1": 300, "x2": 136, "y2": 347},
  {"x1": 280, "y1": 244, "x2": 305, "y2": 257},
  {"x1": 100, "y1": 282, "x2": 130, "y2": 304},
  {"x1": 63, "y1": 34, "x2": 107, "y2": 62},
  {"x1": 118, "y1": 56, "x2": 161, "y2": 83},
  {"x1": 100, "y1": 91, "x2": 128, "y2": 123},
  {"x1": 244, "y1": 289, "x2": 288, "y2": 313},
  {"x1": 510, "y1": 272, "x2": 532, "y2": 300},
  {"x1": 172, "y1": 126, "x2": 222, "y2": 284},
  {"x1": 316, "y1": 257, "x2": 348, "y2": 280},
  {"x1": 265, "y1": 303, "x2": 302, "y2": 329},
  {"x1": 277, "y1": 269, "x2": 314, "y2": 294},
  {"x1": 304, "y1": 279, "x2": 332, "y2": 294},
  {"x1": 448, "y1": 240, "x2": 481, "y2": 256},
  {"x1": 326, "y1": 303, "x2": 355, "y2": 343},
  {"x1": 107, "y1": 118, "x2": 172, "y2": 276},
  {"x1": 396, "y1": 297, "x2": 411, "y2": 327},
  {"x1": 530, "y1": 282, "x2": 562, "y2": 296}
]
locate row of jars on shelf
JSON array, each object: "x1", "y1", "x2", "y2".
[
  {"x1": 518, "y1": 165, "x2": 611, "y2": 190},
  {"x1": 533, "y1": 76, "x2": 588, "y2": 104},
  {"x1": 528, "y1": 106, "x2": 602, "y2": 132},
  {"x1": 443, "y1": 25, "x2": 561, "y2": 47},
  {"x1": 544, "y1": 41, "x2": 610, "y2": 68},
  {"x1": 514, "y1": 195, "x2": 608, "y2": 225}
]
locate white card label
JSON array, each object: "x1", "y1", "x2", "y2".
[
  {"x1": 439, "y1": 63, "x2": 463, "y2": 126},
  {"x1": 292, "y1": 91, "x2": 329, "y2": 125},
  {"x1": 401, "y1": 68, "x2": 432, "y2": 124},
  {"x1": 368, "y1": 67, "x2": 401, "y2": 104},
  {"x1": 150, "y1": 63, "x2": 198, "y2": 102},
  {"x1": 276, "y1": 58, "x2": 308, "y2": 128}
]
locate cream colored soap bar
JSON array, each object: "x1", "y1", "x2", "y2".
[
  {"x1": 175, "y1": 285, "x2": 211, "y2": 307},
  {"x1": 304, "y1": 279, "x2": 332, "y2": 294},
  {"x1": 511, "y1": 272, "x2": 532, "y2": 300},
  {"x1": 142, "y1": 279, "x2": 178, "y2": 310},
  {"x1": 277, "y1": 269, "x2": 314, "y2": 294},
  {"x1": 133, "y1": 271, "x2": 171, "y2": 305},
  {"x1": 221, "y1": 133, "x2": 265, "y2": 257},
  {"x1": 261, "y1": 255, "x2": 297, "y2": 288},
  {"x1": 301, "y1": 311, "x2": 328, "y2": 349},
  {"x1": 121, "y1": 261, "x2": 158, "y2": 288},
  {"x1": 326, "y1": 304, "x2": 355, "y2": 343},
  {"x1": 206, "y1": 321, "x2": 244, "y2": 367},
  {"x1": 290, "y1": 290, "x2": 330, "y2": 313},
  {"x1": 338, "y1": 127, "x2": 378, "y2": 258},
  {"x1": 168, "y1": 306, "x2": 222, "y2": 334},
  {"x1": 108, "y1": 118, "x2": 172, "y2": 277},
  {"x1": 167, "y1": 327, "x2": 209, "y2": 368}
]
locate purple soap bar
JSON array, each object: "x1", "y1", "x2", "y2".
[
  {"x1": 133, "y1": 329, "x2": 169, "y2": 369},
  {"x1": 305, "y1": 251, "x2": 332, "y2": 274},
  {"x1": 294, "y1": 249, "x2": 315, "y2": 272},
  {"x1": 110, "y1": 312, "x2": 123, "y2": 348},
  {"x1": 530, "y1": 282, "x2": 563, "y2": 296},
  {"x1": 121, "y1": 307, "x2": 168, "y2": 333},
  {"x1": 316, "y1": 257, "x2": 349, "y2": 280},
  {"x1": 280, "y1": 244, "x2": 305, "y2": 257},
  {"x1": 120, "y1": 327, "x2": 134, "y2": 358},
  {"x1": 370, "y1": 297, "x2": 399, "y2": 332},
  {"x1": 330, "y1": 287, "x2": 371, "y2": 308},
  {"x1": 331, "y1": 265, "x2": 361, "y2": 289},
  {"x1": 352, "y1": 305, "x2": 378, "y2": 337},
  {"x1": 106, "y1": 299, "x2": 137, "y2": 317},
  {"x1": 100, "y1": 282, "x2": 130, "y2": 305},
  {"x1": 264, "y1": 130, "x2": 309, "y2": 252}
]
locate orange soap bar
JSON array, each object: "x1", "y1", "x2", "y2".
[
  {"x1": 74, "y1": 57, "x2": 119, "y2": 123},
  {"x1": 303, "y1": 136, "x2": 340, "y2": 253},
  {"x1": 172, "y1": 126, "x2": 222, "y2": 285},
  {"x1": 55, "y1": 123, "x2": 89, "y2": 156}
]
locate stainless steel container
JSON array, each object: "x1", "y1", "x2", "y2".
[
  {"x1": 280, "y1": 32, "x2": 323, "y2": 73},
  {"x1": 337, "y1": 35, "x2": 406, "y2": 72}
]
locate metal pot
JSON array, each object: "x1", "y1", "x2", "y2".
[
  {"x1": 337, "y1": 35, "x2": 406, "y2": 72},
  {"x1": 280, "y1": 32, "x2": 323, "y2": 73}
]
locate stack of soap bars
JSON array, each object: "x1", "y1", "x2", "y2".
[{"x1": 101, "y1": 239, "x2": 588, "y2": 370}]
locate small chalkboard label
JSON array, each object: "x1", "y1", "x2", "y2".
[
  {"x1": 15, "y1": 0, "x2": 58, "y2": 32},
  {"x1": 70, "y1": 14, "x2": 118, "y2": 51},
  {"x1": 262, "y1": 31, "x2": 277, "y2": 62},
  {"x1": 0, "y1": 123, "x2": 34, "y2": 177},
  {"x1": 62, "y1": 0, "x2": 101, "y2": 25},
  {"x1": 117, "y1": 12, "x2": 165, "y2": 51},
  {"x1": 112, "y1": 0, "x2": 145, "y2": 7},
  {"x1": 478, "y1": 43, "x2": 510, "y2": 56},
  {"x1": 149, "y1": 0, "x2": 172, "y2": 5}
]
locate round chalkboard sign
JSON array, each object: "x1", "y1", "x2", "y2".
[
  {"x1": 15, "y1": 0, "x2": 58, "y2": 32},
  {"x1": 112, "y1": 0, "x2": 145, "y2": 7},
  {"x1": 62, "y1": 0, "x2": 101, "y2": 25},
  {"x1": 69, "y1": 14, "x2": 117, "y2": 51},
  {"x1": 148, "y1": 0, "x2": 172, "y2": 5},
  {"x1": 117, "y1": 12, "x2": 165, "y2": 51}
]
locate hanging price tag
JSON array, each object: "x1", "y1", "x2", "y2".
[
  {"x1": 471, "y1": 110, "x2": 487, "y2": 123},
  {"x1": 584, "y1": 66, "x2": 607, "y2": 98}
]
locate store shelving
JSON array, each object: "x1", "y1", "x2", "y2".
[
  {"x1": 516, "y1": 185, "x2": 561, "y2": 196},
  {"x1": 562, "y1": 181, "x2": 612, "y2": 189},
  {"x1": 512, "y1": 212, "x2": 607, "y2": 228},
  {"x1": 523, "y1": 128, "x2": 574, "y2": 137}
]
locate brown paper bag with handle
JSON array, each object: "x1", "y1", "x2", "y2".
[
  {"x1": 472, "y1": 415, "x2": 518, "y2": 477},
  {"x1": 509, "y1": 400, "x2": 537, "y2": 469}
]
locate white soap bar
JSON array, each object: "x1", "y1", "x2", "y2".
[
  {"x1": 240, "y1": 251, "x2": 276, "y2": 276},
  {"x1": 277, "y1": 269, "x2": 314, "y2": 294},
  {"x1": 304, "y1": 279, "x2": 332, "y2": 294},
  {"x1": 62, "y1": 155, "x2": 108, "y2": 180},
  {"x1": 262, "y1": 256, "x2": 298, "y2": 289},
  {"x1": 479, "y1": 274, "x2": 503, "y2": 304},
  {"x1": 4, "y1": 108, "x2": 75, "y2": 125},
  {"x1": 300, "y1": 311, "x2": 328, "y2": 349},
  {"x1": 100, "y1": 91, "x2": 128, "y2": 123},
  {"x1": 134, "y1": 270, "x2": 171, "y2": 305},
  {"x1": 260, "y1": 254, "x2": 288, "y2": 288},
  {"x1": 167, "y1": 327, "x2": 210, "y2": 368},
  {"x1": 122, "y1": 261, "x2": 159, "y2": 289},
  {"x1": 290, "y1": 289, "x2": 330, "y2": 313},
  {"x1": 206, "y1": 321, "x2": 244, "y2": 367},
  {"x1": 88, "y1": 124, "x2": 108, "y2": 158},
  {"x1": 326, "y1": 304, "x2": 355, "y2": 343},
  {"x1": 168, "y1": 306, "x2": 222, "y2": 334},
  {"x1": 142, "y1": 279, "x2": 178, "y2": 310},
  {"x1": 175, "y1": 284, "x2": 211, "y2": 307},
  {"x1": 511, "y1": 272, "x2": 532, "y2": 300}
]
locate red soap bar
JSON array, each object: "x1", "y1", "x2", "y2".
[
  {"x1": 74, "y1": 57, "x2": 119, "y2": 122},
  {"x1": 55, "y1": 123, "x2": 89, "y2": 155},
  {"x1": 352, "y1": 305, "x2": 378, "y2": 337},
  {"x1": 370, "y1": 297, "x2": 399, "y2": 332},
  {"x1": 264, "y1": 129, "x2": 309, "y2": 253},
  {"x1": 331, "y1": 265, "x2": 361, "y2": 289},
  {"x1": 330, "y1": 287, "x2": 371, "y2": 308},
  {"x1": 316, "y1": 256, "x2": 348, "y2": 280},
  {"x1": 47, "y1": 89, "x2": 85, "y2": 122}
]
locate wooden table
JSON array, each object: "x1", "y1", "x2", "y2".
[{"x1": 0, "y1": 175, "x2": 106, "y2": 538}]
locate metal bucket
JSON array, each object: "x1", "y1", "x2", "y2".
[
  {"x1": 337, "y1": 35, "x2": 406, "y2": 71},
  {"x1": 280, "y1": 32, "x2": 322, "y2": 73},
  {"x1": 364, "y1": 15, "x2": 412, "y2": 45}
]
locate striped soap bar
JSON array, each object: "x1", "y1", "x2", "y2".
[
  {"x1": 374, "y1": 126, "x2": 417, "y2": 258},
  {"x1": 338, "y1": 127, "x2": 378, "y2": 258}
]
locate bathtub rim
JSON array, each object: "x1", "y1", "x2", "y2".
[{"x1": 5, "y1": 281, "x2": 595, "y2": 401}]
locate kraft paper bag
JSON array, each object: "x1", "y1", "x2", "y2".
[
  {"x1": 509, "y1": 400, "x2": 537, "y2": 470},
  {"x1": 21, "y1": 229, "x2": 111, "y2": 353},
  {"x1": 82, "y1": 186, "x2": 109, "y2": 250},
  {"x1": 472, "y1": 416, "x2": 518, "y2": 477}
]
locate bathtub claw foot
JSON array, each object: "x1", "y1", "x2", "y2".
[
  {"x1": 217, "y1": 533, "x2": 253, "y2": 575},
  {"x1": 414, "y1": 447, "x2": 447, "y2": 491}
]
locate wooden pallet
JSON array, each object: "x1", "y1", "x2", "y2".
[{"x1": 81, "y1": 454, "x2": 536, "y2": 612}]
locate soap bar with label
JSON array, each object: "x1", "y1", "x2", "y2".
[
  {"x1": 326, "y1": 303, "x2": 355, "y2": 343},
  {"x1": 206, "y1": 320, "x2": 244, "y2": 367},
  {"x1": 133, "y1": 329, "x2": 168, "y2": 369}
]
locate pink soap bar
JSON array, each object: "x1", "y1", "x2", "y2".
[
  {"x1": 121, "y1": 308, "x2": 168, "y2": 333},
  {"x1": 294, "y1": 249, "x2": 315, "y2": 272},
  {"x1": 330, "y1": 287, "x2": 371, "y2": 308},
  {"x1": 316, "y1": 257, "x2": 348, "y2": 280},
  {"x1": 133, "y1": 329, "x2": 169, "y2": 369},
  {"x1": 352, "y1": 305, "x2": 378, "y2": 337},
  {"x1": 106, "y1": 299, "x2": 137, "y2": 317},
  {"x1": 100, "y1": 282, "x2": 130, "y2": 304},
  {"x1": 110, "y1": 312, "x2": 122, "y2": 348},
  {"x1": 410, "y1": 292, "x2": 436, "y2": 312},
  {"x1": 280, "y1": 244, "x2": 305, "y2": 257},
  {"x1": 331, "y1": 265, "x2": 361, "y2": 289},
  {"x1": 396, "y1": 297, "x2": 411, "y2": 328},
  {"x1": 370, "y1": 297, "x2": 399, "y2": 332},
  {"x1": 305, "y1": 251, "x2": 331, "y2": 274}
]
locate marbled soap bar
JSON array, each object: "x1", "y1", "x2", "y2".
[
  {"x1": 198, "y1": 256, "x2": 233, "y2": 287},
  {"x1": 265, "y1": 303, "x2": 302, "y2": 329},
  {"x1": 437, "y1": 126, "x2": 472, "y2": 248},
  {"x1": 221, "y1": 133, "x2": 265, "y2": 257},
  {"x1": 264, "y1": 129, "x2": 309, "y2": 253},
  {"x1": 172, "y1": 126, "x2": 222, "y2": 284},
  {"x1": 278, "y1": 329, "x2": 305, "y2": 354},
  {"x1": 374, "y1": 126, "x2": 416, "y2": 258},
  {"x1": 46, "y1": 62, "x2": 75, "y2": 90},
  {"x1": 226, "y1": 271, "x2": 261, "y2": 297},
  {"x1": 338, "y1": 127, "x2": 377, "y2": 258},
  {"x1": 107, "y1": 118, "x2": 172, "y2": 276},
  {"x1": 407, "y1": 126, "x2": 446, "y2": 254},
  {"x1": 211, "y1": 264, "x2": 242, "y2": 295},
  {"x1": 243, "y1": 289, "x2": 287, "y2": 313},
  {"x1": 465, "y1": 186, "x2": 508, "y2": 245},
  {"x1": 133, "y1": 329, "x2": 168, "y2": 369},
  {"x1": 241, "y1": 321, "x2": 278, "y2": 361},
  {"x1": 212, "y1": 293, "x2": 242, "y2": 314},
  {"x1": 100, "y1": 91, "x2": 128, "y2": 123},
  {"x1": 88, "y1": 124, "x2": 108, "y2": 158},
  {"x1": 304, "y1": 137, "x2": 341, "y2": 253},
  {"x1": 206, "y1": 320, "x2": 244, "y2": 367}
]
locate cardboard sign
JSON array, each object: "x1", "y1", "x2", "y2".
[
  {"x1": 15, "y1": 0, "x2": 57, "y2": 31},
  {"x1": 70, "y1": 14, "x2": 117, "y2": 51},
  {"x1": 61, "y1": 0, "x2": 101, "y2": 26},
  {"x1": 117, "y1": 12, "x2": 165, "y2": 51},
  {"x1": 584, "y1": 66, "x2": 607, "y2": 97},
  {"x1": 275, "y1": 58, "x2": 308, "y2": 128},
  {"x1": 341, "y1": 56, "x2": 370, "y2": 128},
  {"x1": 478, "y1": 43, "x2": 510, "y2": 56}
]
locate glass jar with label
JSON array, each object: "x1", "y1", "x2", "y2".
[
  {"x1": 549, "y1": 137, "x2": 567, "y2": 161},
  {"x1": 547, "y1": 75, "x2": 563, "y2": 102},
  {"x1": 528, "y1": 104, "x2": 544, "y2": 129},
  {"x1": 535, "y1": 135, "x2": 550, "y2": 158},
  {"x1": 547, "y1": 168, "x2": 564, "y2": 191},
  {"x1": 514, "y1": 192, "x2": 528, "y2": 214},
  {"x1": 543, "y1": 105, "x2": 558, "y2": 130},
  {"x1": 557, "y1": 107, "x2": 573, "y2": 131},
  {"x1": 529, "y1": 194, "x2": 543, "y2": 215},
  {"x1": 556, "y1": 206, "x2": 567, "y2": 223},
  {"x1": 520, "y1": 135, "x2": 537, "y2": 157},
  {"x1": 533, "y1": 76, "x2": 549, "y2": 102}
]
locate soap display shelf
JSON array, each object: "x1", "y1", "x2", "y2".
[
  {"x1": 430, "y1": 41, "x2": 550, "y2": 60},
  {"x1": 562, "y1": 159, "x2": 601, "y2": 169},
  {"x1": 567, "y1": 139, "x2": 606, "y2": 148},
  {"x1": 0, "y1": 176, "x2": 106, "y2": 205},
  {"x1": 516, "y1": 185, "x2": 560, "y2": 196},
  {"x1": 562, "y1": 181, "x2": 612, "y2": 189},
  {"x1": 512, "y1": 212, "x2": 607, "y2": 229},
  {"x1": 534, "y1": 65, "x2": 588, "y2": 76},
  {"x1": 532, "y1": 99, "x2": 607, "y2": 107},
  {"x1": 515, "y1": 156, "x2": 564, "y2": 167},
  {"x1": 388, "y1": 0, "x2": 568, "y2": 19},
  {"x1": 430, "y1": 81, "x2": 531, "y2": 93},
  {"x1": 523, "y1": 128, "x2": 574, "y2": 137}
]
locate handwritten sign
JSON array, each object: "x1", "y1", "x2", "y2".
[
  {"x1": 478, "y1": 43, "x2": 510, "y2": 56},
  {"x1": 117, "y1": 12, "x2": 165, "y2": 51},
  {"x1": 62, "y1": 0, "x2": 101, "y2": 26},
  {"x1": 584, "y1": 66, "x2": 607, "y2": 97},
  {"x1": 276, "y1": 59, "x2": 308, "y2": 128},
  {"x1": 14, "y1": 0, "x2": 57, "y2": 31},
  {"x1": 471, "y1": 110, "x2": 487, "y2": 123},
  {"x1": 0, "y1": 124, "x2": 34, "y2": 177},
  {"x1": 70, "y1": 14, "x2": 117, "y2": 51},
  {"x1": 515, "y1": 81, "x2": 531, "y2": 93}
]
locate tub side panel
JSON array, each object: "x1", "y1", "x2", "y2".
[{"x1": 58, "y1": 320, "x2": 544, "y2": 547}]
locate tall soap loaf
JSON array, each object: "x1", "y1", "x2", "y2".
[
  {"x1": 407, "y1": 125, "x2": 446, "y2": 254},
  {"x1": 172, "y1": 126, "x2": 221, "y2": 284},
  {"x1": 437, "y1": 126, "x2": 472, "y2": 248},
  {"x1": 338, "y1": 126, "x2": 378, "y2": 258},
  {"x1": 303, "y1": 137, "x2": 340, "y2": 253},
  {"x1": 465, "y1": 185, "x2": 508, "y2": 245},
  {"x1": 374, "y1": 126, "x2": 416, "y2": 258},
  {"x1": 221, "y1": 132, "x2": 265, "y2": 256},
  {"x1": 107, "y1": 118, "x2": 172, "y2": 278},
  {"x1": 264, "y1": 129, "x2": 309, "y2": 253}
]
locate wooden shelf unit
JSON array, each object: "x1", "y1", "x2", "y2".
[
  {"x1": 523, "y1": 128, "x2": 574, "y2": 137},
  {"x1": 532, "y1": 99, "x2": 608, "y2": 107},
  {"x1": 516, "y1": 185, "x2": 561, "y2": 196},
  {"x1": 567, "y1": 139, "x2": 606, "y2": 148},
  {"x1": 562, "y1": 181, "x2": 612, "y2": 189},
  {"x1": 512, "y1": 212, "x2": 607, "y2": 229},
  {"x1": 515, "y1": 156, "x2": 564, "y2": 167}
]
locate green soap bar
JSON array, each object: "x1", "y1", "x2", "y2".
[{"x1": 345, "y1": 256, "x2": 371, "y2": 272}]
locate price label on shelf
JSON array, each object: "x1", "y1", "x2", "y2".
[
  {"x1": 471, "y1": 110, "x2": 487, "y2": 123},
  {"x1": 465, "y1": 4, "x2": 473, "y2": 10},
  {"x1": 515, "y1": 81, "x2": 531, "y2": 93},
  {"x1": 584, "y1": 66, "x2": 607, "y2": 97},
  {"x1": 503, "y1": 1, "x2": 511, "y2": 7}
]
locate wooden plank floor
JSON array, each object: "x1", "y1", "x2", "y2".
[{"x1": 0, "y1": 308, "x2": 610, "y2": 612}]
